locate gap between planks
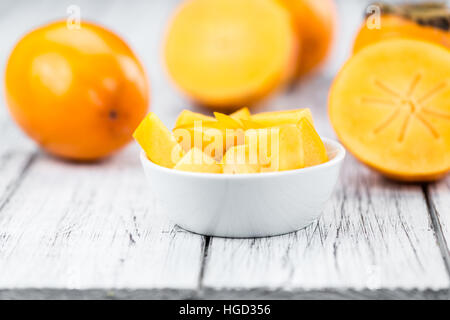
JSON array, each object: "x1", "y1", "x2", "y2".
[
  {"x1": 198, "y1": 236, "x2": 212, "y2": 291},
  {"x1": 422, "y1": 185, "x2": 450, "y2": 277},
  {"x1": 196, "y1": 179, "x2": 450, "y2": 294},
  {"x1": 198, "y1": 157, "x2": 450, "y2": 292}
]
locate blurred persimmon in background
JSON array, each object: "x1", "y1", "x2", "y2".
[
  {"x1": 164, "y1": 0, "x2": 337, "y2": 111},
  {"x1": 164, "y1": 0, "x2": 299, "y2": 111},
  {"x1": 278, "y1": 0, "x2": 337, "y2": 76},
  {"x1": 353, "y1": 2, "x2": 450, "y2": 54},
  {"x1": 5, "y1": 21, "x2": 149, "y2": 161}
]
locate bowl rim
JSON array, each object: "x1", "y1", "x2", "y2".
[{"x1": 140, "y1": 137, "x2": 346, "y2": 180}]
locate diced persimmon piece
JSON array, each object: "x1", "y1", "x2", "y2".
[
  {"x1": 213, "y1": 113, "x2": 245, "y2": 151},
  {"x1": 133, "y1": 113, "x2": 184, "y2": 168},
  {"x1": 297, "y1": 118, "x2": 328, "y2": 167},
  {"x1": 244, "y1": 128, "x2": 276, "y2": 170},
  {"x1": 329, "y1": 39, "x2": 450, "y2": 181},
  {"x1": 174, "y1": 120, "x2": 244, "y2": 159},
  {"x1": 241, "y1": 119, "x2": 262, "y2": 130},
  {"x1": 230, "y1": 107, "x2": 251, "y2": 121},
  {"x1": 224, "y1": 128, "x2": 245, "y2": 152},
  {"x1": 244, "y1": 126, "x2": 304, "y2": 172},
  {"x1": 214, "y1": 112, "x2": 244, "y2": 129},
  {"x1": 135, "y1": 107, "x2": 327, "y2": 174},
  {"x1": 173, "y1": 123, "x2": 222, "y2": 155},
  {"x1": 164, "y1": 0, "x2": 297, "y2": 109},
  {"x1": 174, "y1": 110, "x2": 214, "y2": 128},
  {"x1": 277, "y1": 125, "x2": 305, "y2": 171},
  {"x1": 250, "y1": 108, "x2": 313, "y2": 127},
  {"x1": 174, "y1": 148, "x2": 223, "y2": 173},
  {"x1": 223, "y1": 145, "x2": 260, "y2": 174}
]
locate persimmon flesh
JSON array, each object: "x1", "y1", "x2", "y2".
[
  {"x1": 164, "y1": 0, "x2": 298, "y2": 109},
  {"x1": 329, "y1": 39, "x2": 450, "y2": 181}
]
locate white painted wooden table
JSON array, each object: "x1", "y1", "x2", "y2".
[{"x1": 0, "y1": 0, "x2": 449, "y2": 299}]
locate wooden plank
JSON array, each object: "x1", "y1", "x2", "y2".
[
  {"x1": 0, "y1": 0, "x2": 205, "y2": 293},
  {"x1": 0, "y1": 0, "x2": 448, "y2": 298},
  {"x1": 0, "y1": 145, "x2": 204, "y2": 290},
  {"x1": 0, "y1": 116, "x2": 37, "y2": 215},
  {"x1": 0, "y1": 0, "x2": 41, "y2": 206},
  {"x1": 1, "y1": 287, "x2": 449, "y2": 300},
  {"x1": 202, "y1": 156, "x2": 450, "y2": 293},
  {"x1": 427, "y1": 178, "x2": 450, "y2": 275}
]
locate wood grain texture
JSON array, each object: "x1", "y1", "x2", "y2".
[
  {"x1": 0, "y1": 0, "x2": 449, "y2": 298},
  {"x1": 202, "y1": 156, "x2": 450, "y2": 291},
  {"x1": 0, "y1": 145, "x2": 205, "y2": 290},
  {"x1": 0, "y1": 288, "x2": 449, "y2": 300},
  {"x1": 0, "y1": 0, "x2": 206, "y2": 293}
]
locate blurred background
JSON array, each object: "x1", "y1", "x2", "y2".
[
  {"x1": 1, "y1": 0, "x2": 445, "y2": 149},
  {"x1": 0, "y1": 0, "x2": 376, "y2": 140}
]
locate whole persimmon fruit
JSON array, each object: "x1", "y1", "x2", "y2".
[
  {"x1": 5, "y1": 21, "x2": 149, "y2": 161},
  {"x1": 164, "y1": 0, "x2": 298, "y2": 110},
  {"x1": 353, "y1": 2, "x2": 450, "y2": 54},
  {"x1": 278, "y1": 0, "x2": 337, "y2": 76}
]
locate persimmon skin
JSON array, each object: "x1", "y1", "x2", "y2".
[
  {"x1": 278, "y1": 0, "x2": 337, "y2": 76},
  {"x1": 5, "y1": 21, "x2": 149, "y2": 161},
  {"x1": 353, "y1": 14, "x2": 450, "y2": 54},
  {"x1": 329, "y1": 39, "x2": 450, "y2": 182}
]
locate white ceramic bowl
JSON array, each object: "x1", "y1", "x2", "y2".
[{"x1": 141, "y1": 138, "x2": 345, "y2": 238}]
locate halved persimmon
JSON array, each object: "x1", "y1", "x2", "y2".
[{"x1": 329, "y1": 39, "x2": 450, "y2": 181}]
